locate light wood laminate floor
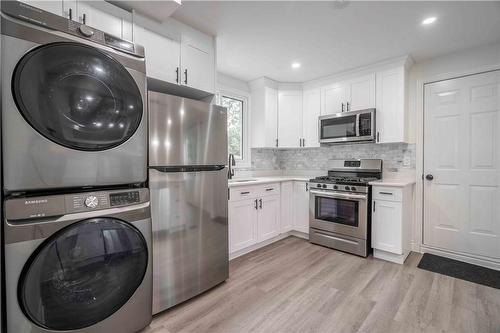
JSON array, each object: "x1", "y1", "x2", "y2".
[{"x1": 142, "y1": 236, "x2": 500, "y2": 333}]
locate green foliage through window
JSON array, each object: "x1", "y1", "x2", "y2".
[{"x1": 221, "y1": 95, "x2": 243, "y2": 159}]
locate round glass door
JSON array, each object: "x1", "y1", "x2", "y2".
[
  {"x1": 12, "y1": 42, "x2": 143, "y2": 151},
  {"x1": 18, "y1": 218, "x2": 148, "y2": 330}
]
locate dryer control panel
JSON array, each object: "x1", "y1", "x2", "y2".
[{"x1": 5, "y1": 188, "x2": 149, "y2": 221}]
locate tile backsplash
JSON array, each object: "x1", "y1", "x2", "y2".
[{"x1": 249, "y1": 143, "x2": 416, "y2": 172}]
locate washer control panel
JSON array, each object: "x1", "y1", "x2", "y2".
[{"x1": 110, "y1": 191, "x2": 140, "y2": 207}]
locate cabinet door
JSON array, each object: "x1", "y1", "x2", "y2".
[
  {"x1": 265, "y1": 88, "x2": 278, "y2": 147},
  {"x1": 321, "y1": 83, "x2": 347, "y2": 115},
  {"x1": 278, "y1": 90, "x2": 303, "y2": 148},
  {"x1": 293, "y1": 182, "x2": 310, "y2": 234},
  {"x1": 347, "y1": 74, "x2": 375, "y2": 111},
  {"x1": 181, "y1": 41, "x2": 215, "y2": 93},
  {"x1": 77, "y1": 2, "x2": 122, "y2": 38},
  {"x1": 258, "y1": 195, "x2": 281, "y2": 241},
  {"x1": 133, "y1": 25, "x2": 180, "y2": 84},
  {"x1": 19, "y1": 0, "x2": 64, "y2": 16},
  {"x1": 280, "y1": 182, "x2": 294, "y2": 232},
  {"x1": 372, "y1": 199, "x2": 403, "y2": 254},
  {"x1": 229, "y1": 199, "x2": 258, "y2": 253},
  {"x1": 302, "y1": 88, "x2": 321, "y2": 147},
  {"x1": 376, "y1": 67, "x2": 405, "y2": 143}
]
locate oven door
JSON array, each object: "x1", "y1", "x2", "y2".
[{"x1": 309, "y1": 189, "x2": 368, "y2": 239}]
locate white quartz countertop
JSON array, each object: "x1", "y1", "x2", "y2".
[
  {"x1": 368, "y1": 179, "x2": 416, "y2": 187},
  {"x1": 228, "y1": 176, "x2": 311, "y2": 187}
]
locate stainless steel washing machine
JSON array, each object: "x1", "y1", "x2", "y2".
[
  {"x1": 3, "y1": 187, "x2": 152, "y2": 333},
  {"x1": 1, "y1": 1, "x2": 147, "y2": 194}
]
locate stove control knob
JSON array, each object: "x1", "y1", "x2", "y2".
[
  {"x1": 351, "y1": 187, "x2": 356, "y2": 191},
  {"x1": 322, "y1": 184, "x2": 327, "y2": 189},
  {"x1": 317, "y1": 184, "x2": 321, "y2": 188},
  {"x1": 84, "y1": 195, "x2": 99, "y2": 209},
  {"x1": 333, "y1": 185, "x2": 338, "y2": 190},
  {"x1": 345, "y1": 186, "x2": 350, "y2": 191}
]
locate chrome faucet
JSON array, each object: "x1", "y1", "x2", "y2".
[{"x1": 228, "y1": 154, "x2": 236, "y2": 179}]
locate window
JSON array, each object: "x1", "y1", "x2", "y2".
[
  {"x1": 217, "y1": 89, "x2": 250, "y2": 167},
  {"x1": 220, "y1": 95, "x2": 244, "y2": 159}
]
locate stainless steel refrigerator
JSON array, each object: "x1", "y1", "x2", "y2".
[{"x1": 148, "y1": 92, "x2": 228, "y2": 314}]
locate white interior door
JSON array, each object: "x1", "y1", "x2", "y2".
[{"x1": 424, "y1": 70, "x2": 500, "y2": 259}]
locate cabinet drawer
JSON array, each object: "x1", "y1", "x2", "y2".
[
  {"x1": 372, "y1": 186, "x2": 402, "y2": 202},
  {"x1": 256, "y1": 183, "x2": 281, "y2": 197},
  {"x1": 230, "y1": 186, "x2": 258, "y2": 201}
]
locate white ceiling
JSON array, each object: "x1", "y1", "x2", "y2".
[{"x1": 172, "y1": 1, "x2": 500, "y2": 83}]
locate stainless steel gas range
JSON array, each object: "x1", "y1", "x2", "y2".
[{"x1": 308, "y1": 159, "x2": 383, "y2": 257}]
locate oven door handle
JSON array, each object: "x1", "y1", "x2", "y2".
[{"x1": 309, "y1": 190, "x2": 367, "y2": 200}]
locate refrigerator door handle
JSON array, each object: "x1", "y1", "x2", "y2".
[{"x1": 149, "y1": 165, "x2": 226, "y2": 173}]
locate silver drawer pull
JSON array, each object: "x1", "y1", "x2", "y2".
[
  {"x1": 379, "y1": 192, "x2": 393, "y2": 195},
  {"x1": 265, "y1": 188, "x2": 274, "y2": 191},
  {"x1": 240, "y1": 191, "x2": 250, "y2": 195}
]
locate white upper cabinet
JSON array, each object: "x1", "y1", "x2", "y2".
[
  {"x1": 278, "y1": 89, "x2": 303, "y2": 148},
  {"x1": 133, "y1": 25, "x2": 180, "y2": 84},
  {"x1": 180, "y1": 39, "x2": 215, "y2": 93},
  {"x1": 250, "y1": 79, "x2": 278, "y2": 148},
  {"x1": 302, "y1": 88, "x2": 321, "y2": 148},
  {"x1": 77, "y1": 2, "x2": 128, "y2": 39},
  {"x1": 19, "y1": 0, "x2": 75, "y2": 19},
  {"x1": 348, "y1": 74, "x2": 376, "y2": 111},
  {"x1": 321, "y1": 83, "x2": 348, "y2": 115},
  {"x1": 321, "y1": 74, "x2": 375, "y2": 115},
  {"x1": 376, "y1": 66, "x2": 408, "y2": 143}
]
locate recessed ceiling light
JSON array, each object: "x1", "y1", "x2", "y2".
[
  {"x1": 422, "y1": 17, "x2": 437, "y2": 25},
  {"x1": 291, "y1": 62, "x2": 301, "y2": 69}
]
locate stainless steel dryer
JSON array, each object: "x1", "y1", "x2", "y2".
[
  {"x1": 3, "y1": 188, "x2": 152, "y2": 333},
  {"x1": 1, "y1": 1, "x2": 147, "y2": 194}
]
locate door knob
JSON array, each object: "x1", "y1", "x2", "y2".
[{"x1": 425, "y1": 174, "x2": 434, "y2": 181}]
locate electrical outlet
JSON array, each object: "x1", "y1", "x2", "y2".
[{"x1": 403, "y1": 156, "x2": 411, "y2": 167}]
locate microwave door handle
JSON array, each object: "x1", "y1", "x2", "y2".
[{"x1": 356, "y1": 114, "x2": 360, "y2": 137}]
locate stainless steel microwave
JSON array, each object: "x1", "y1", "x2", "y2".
[{"x1": 318, "y1": 108, "x2": 375, "y2": 144}]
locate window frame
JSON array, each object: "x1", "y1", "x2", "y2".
[{"x1": 216, "y1": 87, "x2": 251, "y2": 168}]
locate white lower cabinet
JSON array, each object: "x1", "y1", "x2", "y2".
[
  {"x1": 229, "y1": 181, "x2": 310, "y2": 258},
  {"x1": 293, "y1": 181, "x2": 310, "y2": 234},
  {"x1": 257, "y1": 195, "x2": 281, "y2": 241},
  {"x1": 280, "y1": 182, "x2": 294, "y2": 232},
  {"x1": 228, "y1": 198, "x2": 258, "y2": 253},
  {"x1": 371, "y1": 184, "x2": 414, "y2": 264}
]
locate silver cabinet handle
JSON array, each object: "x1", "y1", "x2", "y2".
[
  {"x1": 378, "y1": 192, "x2": 393, "y2": 195},
  {"x1": 68, "y1": 8, "x2": 72, "y2": 20},
  {"x1": 377, "y1": 131, "x2": 380, "y2": 142},
  {"x1": 175, "y1": 67, "x2": 179, "y2": 83},
  {"x1": 373, "y1": 201, "x2": 376, "y2": 212},
  {"x1": 240, "y1": 191, "x2": 250, "y2": 195},
  {"x1": 265, "y1": 188, "x2": 274, "y2": 192},
  {"x1": 254, "y1": 199, "x2": 258, "y2": 210},
  {"x1": 341, "y1": 102, "x2": 345, "y2": 112},
  {"x1": 259, "y1": 199, "x2": 262, "y2": 209},
  {"x1": 346, "y1": 102, "x2": 350, "y2": 111},
  {"x1": 184, "y1": 69, "x2": 188, "y2": 84}
]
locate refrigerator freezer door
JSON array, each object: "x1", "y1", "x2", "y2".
[
  {"x1": 149, "y1": 167, "x2": 229, "y2": 314},
  {"x1": 149, "y1": 92, "x2": 228, "y2": 167}
]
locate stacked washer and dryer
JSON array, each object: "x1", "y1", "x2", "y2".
[{"x1": 1, "y1": 2, "x2": 152, "y2": 333}]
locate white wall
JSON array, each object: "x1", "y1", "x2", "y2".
[
  {"x1": 217, "y1": 72, "x2": 250, "y2": 92},
  {"x1": 408, "y1": 41, "x2": 500, "y2": 143},
  {"x1": 410, "y1": 41, "x2": 500, "y2": 252}
]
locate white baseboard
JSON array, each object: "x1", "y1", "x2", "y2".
[
  {"x1": 421, "y1": 245, "x2": 500, "y2": 271},
  {"x1": 373, "y1": 249, "x2": 410, "y2": 265},
  {"x1": 229, "y1": 230, "x2": 309, "y2": 260}
]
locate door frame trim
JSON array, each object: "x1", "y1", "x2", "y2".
[{"x1": 415, "y1": 63, "x2": 500, "y2": 261}]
